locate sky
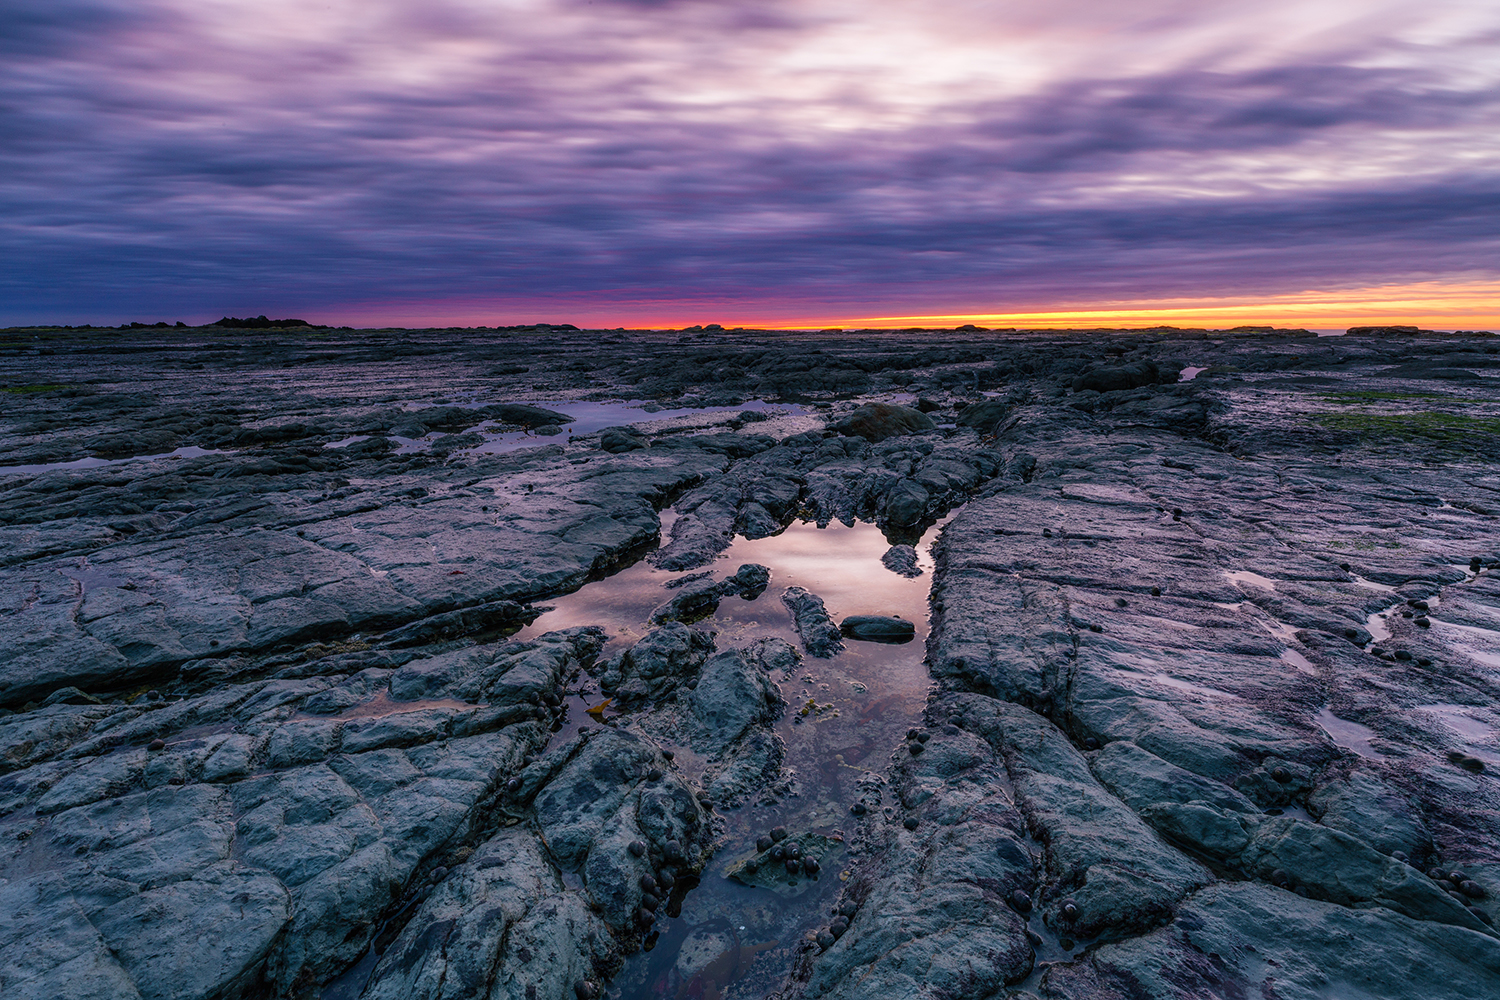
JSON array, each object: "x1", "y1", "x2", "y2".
[{"x1": 2, "y1": 0, "x2": 1498, "y2": 329}]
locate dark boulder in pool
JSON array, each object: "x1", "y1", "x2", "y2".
[{"x1": 840, "y1": 615, "x2": 916, "y2": 644}]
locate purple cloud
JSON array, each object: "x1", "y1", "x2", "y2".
[{"x1": 1, "y1": 0, "x2": 1497, "y2": 323}]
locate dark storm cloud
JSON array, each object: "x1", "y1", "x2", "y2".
[{"x1": 1, "y1": 0, "x2": 1497, "y2": 321}]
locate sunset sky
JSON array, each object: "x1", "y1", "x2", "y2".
[{"x1": 3, "y1": 0, "x2": 1497, "y2": 329}]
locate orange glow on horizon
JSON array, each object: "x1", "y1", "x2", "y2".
[
  {"x1": 327, "y1": 280, "x2": 1500, "y2": 332},
  {"x1": 772, "y1": 281, "x2": 1500, "y2": 332}
]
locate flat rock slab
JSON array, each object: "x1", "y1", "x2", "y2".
[{"x1": 838, "y1": 615, "x2": 916, "y2": 643}]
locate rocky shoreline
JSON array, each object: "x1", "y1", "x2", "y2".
[{"x1": 1, "y1": 323, "x2": 1498, "y2": 999}]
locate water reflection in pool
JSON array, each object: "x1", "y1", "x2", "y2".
[{"x1": 512, "y1": 518, "x2": 945, "y2": 1000}]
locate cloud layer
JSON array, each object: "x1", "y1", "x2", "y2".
[{"x1": 2, "y1": 0, "x2": 1497, "y2": 324}]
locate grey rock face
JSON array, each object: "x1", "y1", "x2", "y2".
[
  {"x1": 4, "y1": 326, "x2": 1500, "y2": 1000},
  {"x1": 1044, "y1": 882, "x2": 1500, "y2": 999},
  {"x1": 879, "y1": 544, "x2": 921, "y2": 578},
  {"x1": 827, "y1": 402, "x2": 936, "y2": 442},
  {"x1": 780, "y1": 587, "x2": 844, "y2": 658},
  {"x1": 785, "y1": 720, "x2": 1035, "y2": 1000}
]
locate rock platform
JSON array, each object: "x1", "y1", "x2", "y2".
[{"x1": 1, "y1": 323, "x2": 1498, "y2": 999}]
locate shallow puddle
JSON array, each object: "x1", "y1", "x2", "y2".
[
  {"x1": 1315, "y1": 708, "x2": 1388, "y2": 761},
  {"x1": 358, "y1": 398, "x2": 813, "y2": 458},
  {"x1": 1416, "y1": 704, "x2": 1500, "y2": 768},
  {"x1": 0, "y1": 445, "x2": 231, "y2": 477},
  {"x1": 1224, "y1": 570, "x2": 1277, "y2": 592},
  {"x1": 1428, "y1": 619, "x2": 1500, "y2": 670},
  {"x1": 512, "y1": 518, "x2": 944, "y2": 1000}
]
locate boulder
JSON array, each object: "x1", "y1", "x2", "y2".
[
  {"x1": 839, "y1": 615, "x2": 916, "y2": 643},
  {"x1": 829, "y1": 403, "x2": 935, "y2": 442},
  {"x1": 1071, "y1": 360, "x2": 1163, "y2": 392}
]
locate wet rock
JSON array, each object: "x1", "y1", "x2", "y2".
[
  {"x1": 955, "y1": 695, "x2": 1211, "y2": 938},
  {"x1": 361, "y1": 828, "x2": 614, "y2": 1000},
  {"x1": 597, "y1": 623, "x2": 715, "y2": 703},
  {"x1": 781, "y1": 587, "x2": 844, "y2": 658},
  {"x1": 880, "y1": 544, "x2": 922, "y2": 578},
  {"x1": 1307, "y1": 770, "x2": 1431, "y2": 858},
  {"x1": 649, "y1": 578, "x2": 723, "y2": 624},
  {"x1": 1045, "y1": 882, "x2": 1500, "y2": 1000},
  {"x1": 838, "y1": 615, "x2": 916, "y2": 644},
  {"x1": 1140, "y1": 802, "x2": 1485, "y2": 931},
  {"x1": 1071, "y1": 360, "x2": 1164, "y2": 392},
  {"x1": 783, "y1": 719, "x2": 1035, "y2": 1000},
  {"x1": 828, "y1": 403, "x2": 936, "y2": 442},
  {"x1": 955, "y1": 399, "x2": 1010, "y2": 435},
  {"x1": 599, "y1": 426, "x2": 648, "y2": 453},
  {"x1": 881, "y1": 478, "x2": 929, "y2": 528}
]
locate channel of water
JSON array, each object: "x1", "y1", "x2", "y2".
[{"x1": 460, "y1": 518, "x2": 943, "y2": 1000}]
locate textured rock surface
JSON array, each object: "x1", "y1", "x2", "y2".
[{"x1": 2, "y1": 324, "x2": 1499, "y2": 1000}]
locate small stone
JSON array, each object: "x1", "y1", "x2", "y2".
[
  {"x1": 647, "y1": 768, "x2": 663, "y2": 782},
  {"x1": 1009, "y1": 889, "x2": 1032, "y2": 913},
  {"x1": 839, "y1": 901, "x2": 859, "y2": 918},
  {"x1": 1172, "y1": 508, "x2": 1182, "y2": 520},
  {"x1": 1394, "y1": 649, "x2": 1413, "y2": 661},
  {"x1": 1150, "y1": 586, "x2": 1161, "y2": 596},
  {"x1": 662, "y1": 749, "x2": 675, "y2": 760},
  {"x1": 1042, "y1": 528, "x2": 1052, "y2": 538},
  {"x1": 1415, "y1": 618, "x2": 1430, "y2": 627},
  {"x1": 907, "y1": 728, "x2": 921, "y2": 739},
  {"x1": 1344, "y1": 628, "x2": 1359, "y2": 640},
  {"x1": 628, "y1": 841, "x2": 646, "y2": 857},
  {"x1": 909, "y1": 743, "x2": 924, "y2": 755},
  {"x1": 147, "y1": 738, "x2": 166, "y2": 751},
  {"x1": 850, "y1": 802, "x2": 867, "y2": 816},
  {"x1": 146, "y1": 690, "x2": 162, "y2": 702},
  {"x1": 1417, "y1": 657, "x2": 1433, "y2": 666},
  {"x1": 770, "y1": 826, "x2": 787, "y2": 842},
  {"x1": 1059, "y1": 937, "x2": 1075, "y2": 950},
  {"x1": 915, "y1": 731, "x2": 930, "y2": 743},
  {"x1": 1083, "y1": 737, "x2": 1100, "y2": 751},
  {"x1": 816, "y1": 930, "x2": 836, "y2": 951},
  {"x1": 1060, "y1": 899, "x2": 1079, "y2": 922},
  {"x1": 803, "y1": 857, "x2": 820, "y2": 876},
  {"x1": 1339, "y1": 562, "x2": 1351, "y2": 571},
  {"x1": 903, "y1": 817, "x2": 919, "y2": 830},
  {"x1": 1114, "y1": 597, "x2": 1129, "y2": 607},
  {"x1": 829, "y1": 917, "x2": 848, "y2": 936},
  {"x1": 757, "y1": 835, "x2": 774, "y2": 852},
  {"x1": 430, "y1": 866, "x2": 447, "y2": 881},
  {"x1": 1271, "y1": 766, "x2": 1291, "y2": 784}
]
